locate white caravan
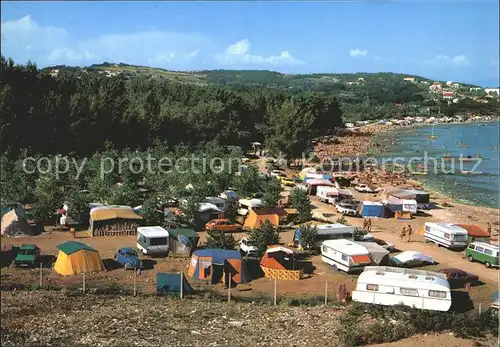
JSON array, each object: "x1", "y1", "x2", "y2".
[
  {"x1": 424, "y1": 222, "x2": 468, "y2": 249},
  {"x1": 316, "y1": 186, "x2": 339, "y2": 204},
  {"x1": 352, "y1": 266, "x2": 452, "y2": 312},
  {"x1": 321, "y1": 239, "x2": 371, "y2": 273}
]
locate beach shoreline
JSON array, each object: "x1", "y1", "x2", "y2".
[{"x1": 311, "y1": 121, "x2": 499, "y2": 229}]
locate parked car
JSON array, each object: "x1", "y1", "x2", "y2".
[
  {"x1": 279, "y1": 176, "x2": 296, "y2": 187},
  {"x1": 354, "y1": 184, "x2": 380, "y2": 193},
  {"x1": 270, "y1": 169, "x2": 281, "y2": 178},
  {"x1": 336, "y1": 202, "x2": 359, "y2": 216},
  {"x1": 239, "y1": 238, "x2": 259, "y2": 257},
  {"x1": 438, "y1": 268, "x2": 479, "y2": 289},
  {"x1": 14, "y1": 244, "x2": 40, "y2": 268},
  {"x1": 371, "y1": 238, "x2": 395, "y2": 251},
  {"x1": 205, "y1": 219, "x2": 242, "y2": 233},
  {"x1": 115, "y1": 247, "x2": 143, "y2": 269}
]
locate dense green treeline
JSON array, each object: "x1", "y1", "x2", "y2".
[{"x1": 1, "y1": 56, "x2": 343, "y2": 158}]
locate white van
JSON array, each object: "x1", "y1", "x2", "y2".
[
  {"x1": 424, "y1": 222, "x2": 468, "y2": 249},
  {"x1": 352, "y1": 266, "x2": 452, "y2": 312},
  {"x1": 136, "y1": 226, "x2": 170, "y2": 255},
  {"x1": 321, "y1": 239, "x2": 371, "y2": 273}
]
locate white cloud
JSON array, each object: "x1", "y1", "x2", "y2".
[
  {"x1": 150, "y1": 50, "x2": 200, "y2": 64},
  {"x1": 349, "y1": 49, "x2": 368, "y2": 57},
  {"x1": 48, "y1": 48, "x2": 96, "y2": 61},
  {"x1": 1, "y1": 15, "x2": 210, "y2": 67},
  {"x1": 215, "y1": 39, "x2": 304, "y2": 66},
  {"x1": 425, "y1": 54, "x2": 470, "y2": 67}
]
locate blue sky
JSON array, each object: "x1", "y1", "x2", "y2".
[{"x1": 1, "y1": 1, "x2": 499, "y2": 86}]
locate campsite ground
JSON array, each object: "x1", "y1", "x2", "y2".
[
  {"x1": 1, "y1": 123, "x2": 499, "y2": 346},
  {"x1": 1, "y1": 192, "x2": 498, "y2": 311}
]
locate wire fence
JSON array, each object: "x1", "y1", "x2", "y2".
[
  {"x1": 0, "y1": 258, "x2": 495, "y2": 314},
  {"x1": 1, "y1": 262, "x2": 356, "y2": 308}
]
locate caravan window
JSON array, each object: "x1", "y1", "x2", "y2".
[
  {"x1": 322, "y1": 245, "x2": 327, "y2": 253},
  {"x1": 484, "y1": 249, "x2": 493, "y2": 256},
  {"x1": 475, "y1": 246, "x2": 485, "y2": 253},
  {"x1": 150, "y1": 237, "x2": 168, "y2": 246},
  {"x1": 425, "y1": 226, "x2": 431, "y2": 232},
  {"x1": 400, "y1": 288, "x2": 419, "y2": 297},
  {"x1": 428, "y1": 290, "x2": 447, "y2": 298},
  {"x1": 453, "y1": 234, "x2": 467, "y2": 242},
  {"x1": 468, "y1": 244, "x2": 475, "y2": 250},
  {"x1": 366, "y1": 284, "x2": 378, "y2": 291},
  {"x1": 341, "y1": 254, "x2": 348, "y2": 261},
  {"x1": 444, "y1": 233, "x2": 450, "y2": 239}
]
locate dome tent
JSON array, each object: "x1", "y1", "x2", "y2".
[{"x1": 54, "y1": 241, "x2": 105, "y2": 276}]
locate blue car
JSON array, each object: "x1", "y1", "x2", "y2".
[{"x1": 115, "y1": 247, "x2": 143, "y2": 269}]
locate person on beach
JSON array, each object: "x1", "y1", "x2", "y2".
[
  {"x1": 363, "y1": 219, "x2": 368, "y2": 231},
  {"x1": 400, "y1": 227, "x2": 407, "y2": 242},
  {"x1": 406, "y1": 225, "x2": 413, "y2": 243},
  {"x1": 367, "y1": 219, "x2": 372, "y2": 232},
  {"x1": 487, "y1": 222, "x2": 492, "y2": 235}
]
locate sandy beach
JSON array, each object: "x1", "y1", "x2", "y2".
[{"x1": 311, "y1": 122, "x2": 500, "y2": 231}]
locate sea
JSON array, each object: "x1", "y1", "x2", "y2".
[{"x1": 373, "y1": 122, "x2": 500, "y2": 209}]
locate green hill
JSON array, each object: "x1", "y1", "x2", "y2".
[{"x1": 45, "y1": 63, "x2": 471, "y2": 90}]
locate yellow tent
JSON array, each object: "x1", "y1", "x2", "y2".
[{"x1": 54, "y1": 241, "x2": 105, "y2": 276}]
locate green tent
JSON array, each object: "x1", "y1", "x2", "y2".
[{"x1": 167, "y1": 228, "x2": 199, "y2": 257}]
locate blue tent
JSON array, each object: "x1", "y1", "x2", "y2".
[
  {"x1": 188, "y1": 249, "x2": 247, "y2": 284},
  {"x1": 156, "y1": 273, "x2": 194, "y2": 295},
  {"x1": 360, "y1": 201, "x2": 385, "y2": 218}
]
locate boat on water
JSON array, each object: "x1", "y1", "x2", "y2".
[
  {"x1": 427, "y1": 125, "x2": 438, "y2": 140},
  {"x1": 411, "y1": 171, "x2": 428, "y2": 176},
  {"x1": 459, "y1": 156, "x2": 482, "y2": 162},
  {"x1": 459, "y1": 171, "x2": 483, "y2": 175}
]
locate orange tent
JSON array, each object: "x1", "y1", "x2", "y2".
[
  {"x1": 243, "y1": 208, "x2": 286, "y2": 229},
  {"x1": 260, "y1": 245, "x2": 296, "y2": 270}
]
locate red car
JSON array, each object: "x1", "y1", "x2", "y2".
[
  {"x1": 205, "y1": 219, "x2": 242, "y2": 233},
  {"x1": 438, "y1": 268, "x2": 479, "y2": 289}
]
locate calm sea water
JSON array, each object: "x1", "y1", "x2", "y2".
[{"x1": 374, "y1": 122, "x2": 500, "y2": 208}]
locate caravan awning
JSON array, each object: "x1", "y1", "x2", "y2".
[
  {"x1": 351, "y1": 255, "x2": 371, "y2": 264},
  {"x1": 90, "y1": 208, "x2": 143, "y2": 222}
]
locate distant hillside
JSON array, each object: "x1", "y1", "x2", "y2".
[{"x1": 43, "y1": 63, "x2": 480, "y2": 90}]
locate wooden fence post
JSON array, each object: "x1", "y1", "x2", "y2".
[
  {"x1": 273, "y1": 278, "x2": 277, "y2": 306},
  {"x1": 228, "y1": 273, "x2": 232, "y2": 303},
  {"x1": 324, "y1": 281, "x2": 328, "y2": 305},
  {"x1": 180, "y1": 272, "x2": 184, "y2": 300},
  {"x1": 133, "y1": 268, "x2": 137, "y2": 297}
]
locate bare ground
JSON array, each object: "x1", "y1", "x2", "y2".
[{"x1": 1, "y1": 290, "x2": 497, "y2": 347}]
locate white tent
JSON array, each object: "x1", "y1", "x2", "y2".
[{"x1": 393, "y1": 251, "x2": 434, "y2": 267}]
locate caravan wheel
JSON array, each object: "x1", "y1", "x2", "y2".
[
  {"x1": 485, "y1": 262, "x2": 492, "y2": 268},
  {"x1": 467, "y1": 255, "x2": 474, "y2": 262}
]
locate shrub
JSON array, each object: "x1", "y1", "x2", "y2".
[
  {"x1": 290, "y1": 188, "x2": 312, "y2": 223},
  {"x1": 205, "y1": 230, "x2": 237, "y2": 250},
  {"x1": 297, "y1": 223, "x2": 318, "y2": 250},
  {"x1": 248, "y1": 220, "x2": 280, "y2": 257},
  {"x1": 336, "y1": 215, "x2": 349, "y2": 225}
]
